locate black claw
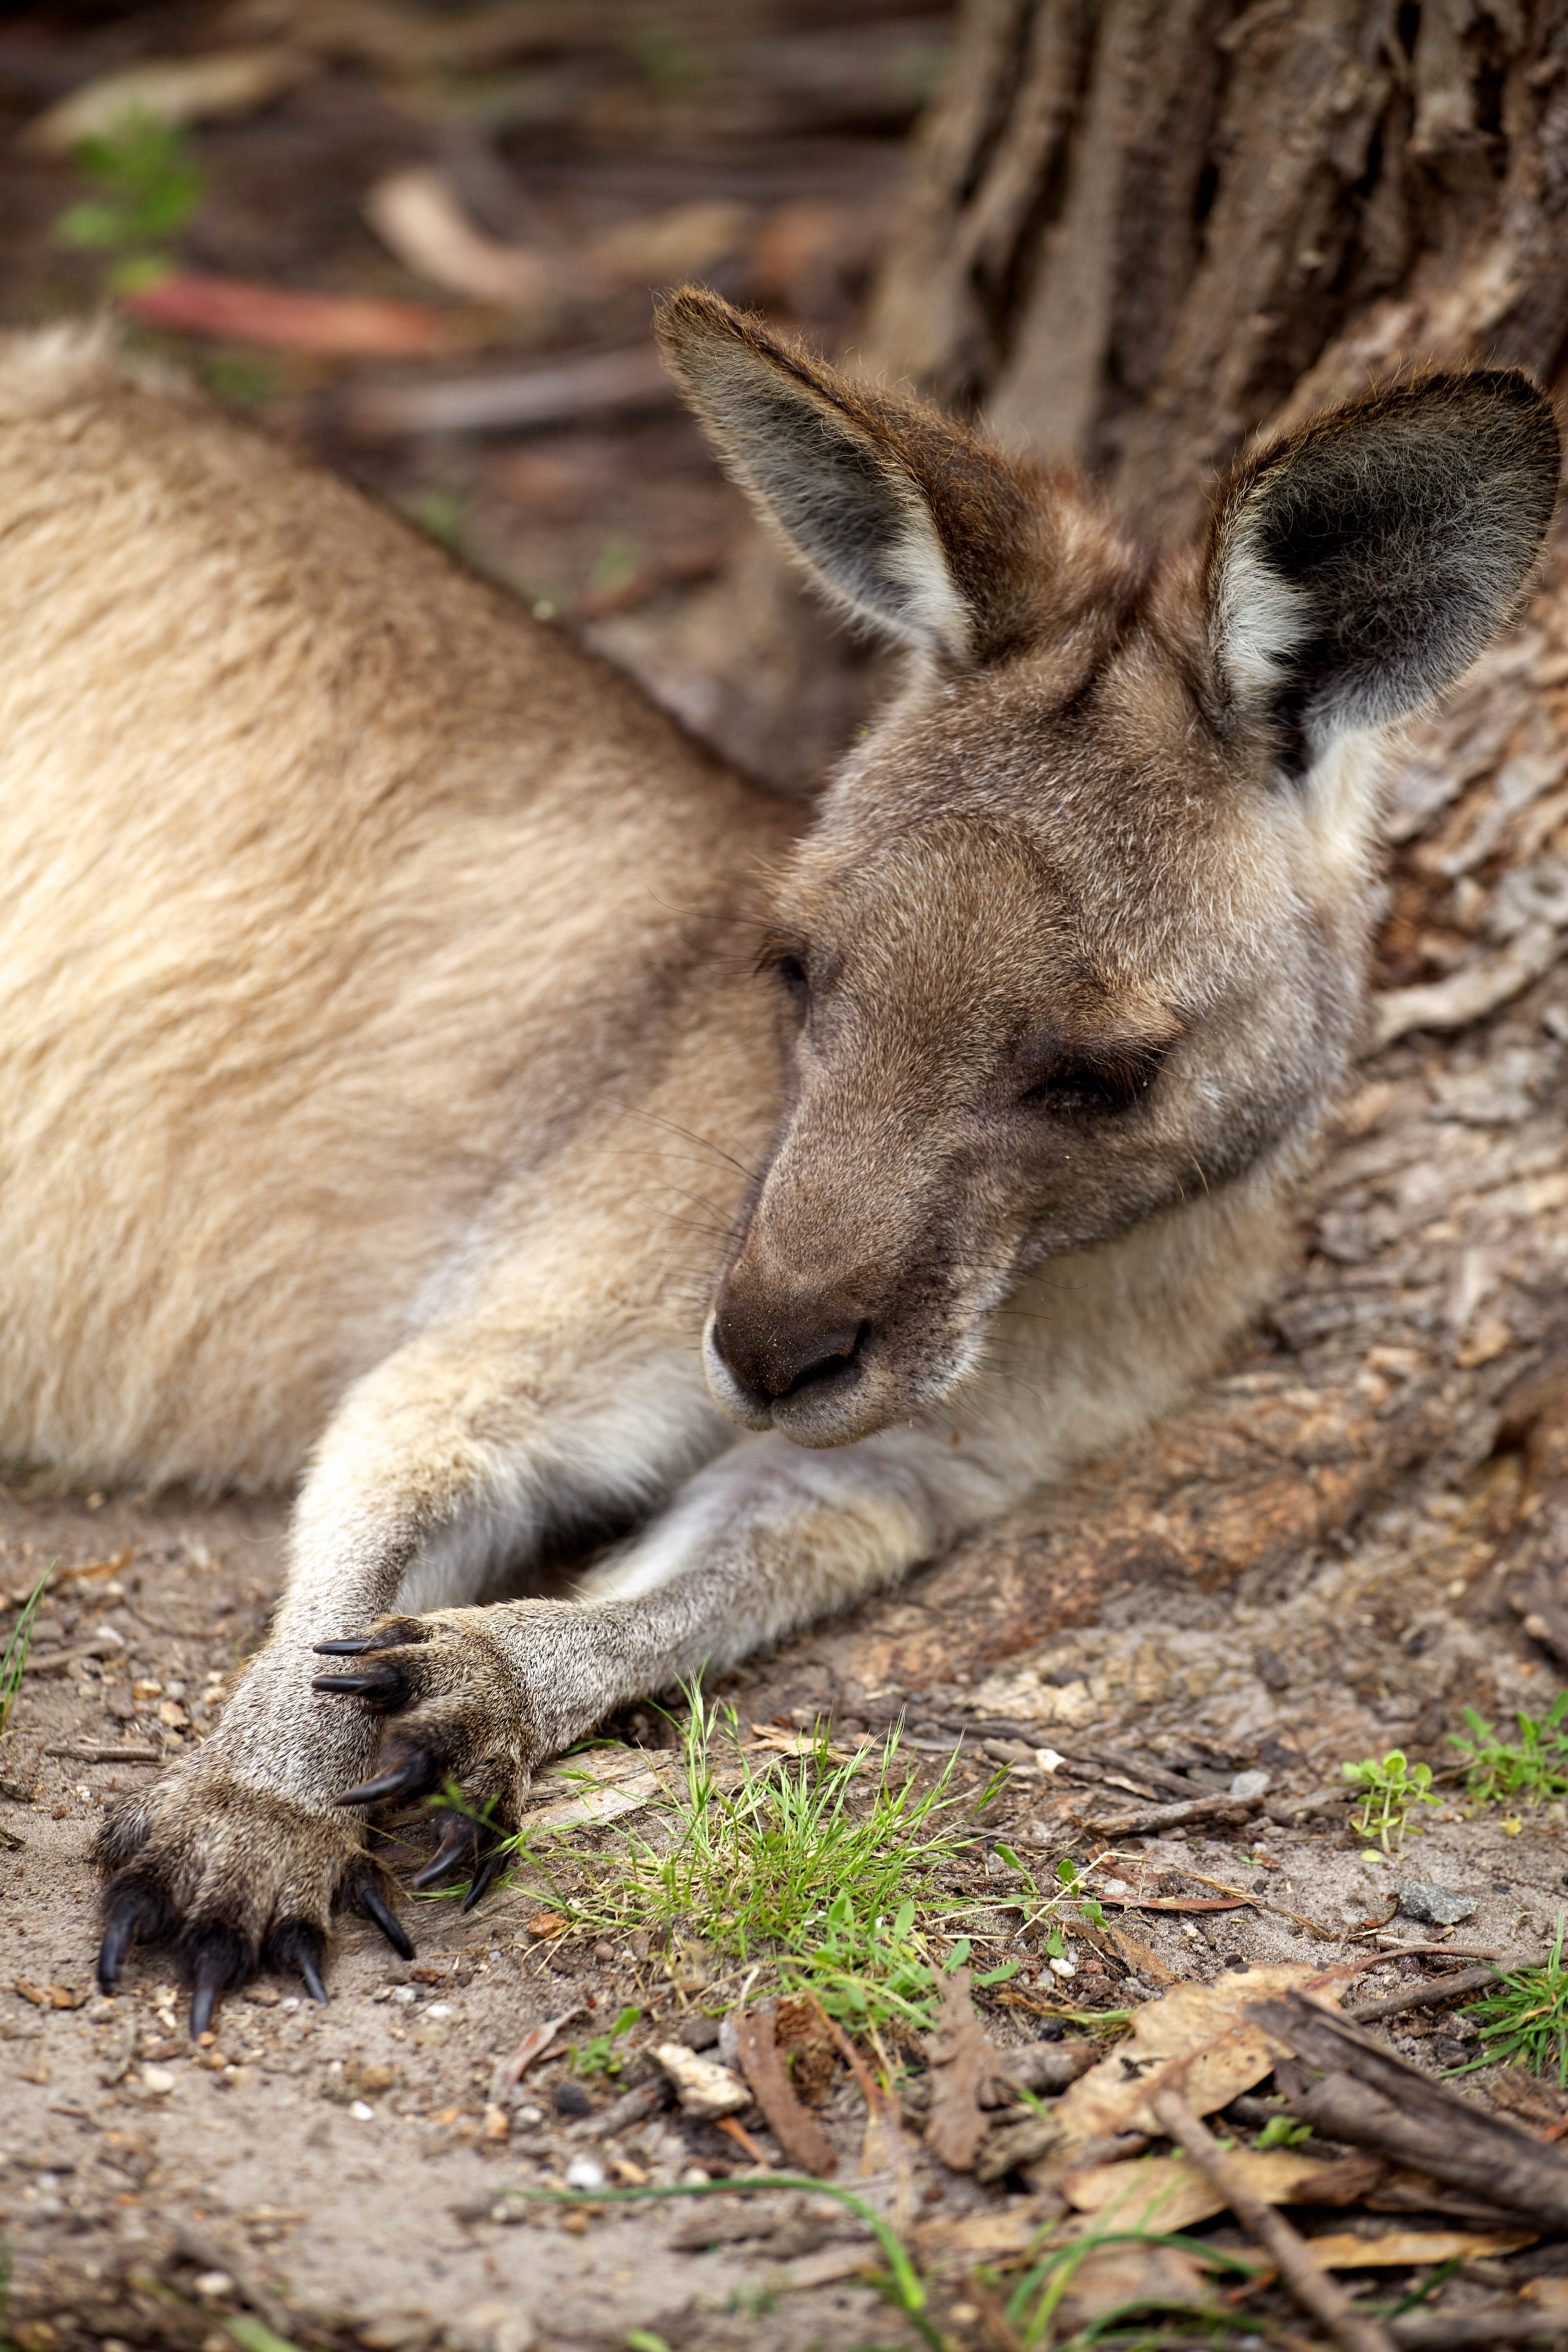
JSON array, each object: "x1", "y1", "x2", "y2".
[
  {"x1": 184, "y1": 1924, "x2": 256, "y2": 2039},
  {"x1": 311, "y1": 1664, "x2": 408, "y2": 1709},
  {"x1": 268, "y1": 1918, "x2": 330, "y2": 2006},
  {"x1": 460, "y1": 1844, "x2": 508, "y2": 1915},
  {"x1": 97, "y1": 1878, "x2": 170, "y2": 1993},
  {"x1": 335, "y1": 1749, "x2": 441, "y2": 1809},
  {"x1": 411, "y1": 1815, "x2": 478, "y2": 1891},
  {"x1": 352, "y1": 1874, "x2": 415, "y2": 1960},
  {"x1": 313, "y1": 1636, "x2": 375, "y2": 1656}
]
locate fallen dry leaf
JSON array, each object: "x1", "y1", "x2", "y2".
[
  {"x1": 1297, "y1": 2224, "x2": 1534, "y2": 2267},
  {"x1": 1049, "y1": 1965, "x2": 1348, "y2": 2156},
  {"x1": 27, "y1": 49, "x2": 312, "y2": 150},
  {"x1": 1054, "y1": 2238, "x2": 1217, "y2": 2330},
  {"x1": 590, "y1": 201, "x2": 752, "y2": 286},
  {"x1": 1063, "y1": 2147, "x2": 1383, "y2": 2236},
  {"x1": 1105, "y1": 1922, "x2": 1182, "y2": 1985},
  {"x1": 121, "y1": 275, "x2": 480, "y2": 356},
  {"x1": 922, "y1": 1966, "x2": 999, "y2": 2173}
]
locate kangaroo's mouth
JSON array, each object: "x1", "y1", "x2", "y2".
[{"x1": 701, "y1": 1313, "x2": 897, "y2": 1447}]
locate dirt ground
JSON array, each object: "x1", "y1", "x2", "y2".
[
  {"x1": 6, "y1": 1343, "x2": 1568, "y2": 2351},
  {"x1": 7, "y1": 6, "x2": 1568, "y2": 2351}
]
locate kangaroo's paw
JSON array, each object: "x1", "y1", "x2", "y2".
[
  {"x1": 94, "y1": 1762, "x2": 413, "y2": 2033},
  {"x1": 312, "y1": 1612, "x2": 543, "y2": 1913}
]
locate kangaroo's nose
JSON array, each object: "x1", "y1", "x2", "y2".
[{"x1": 711, "y1": 1300, "x2": 870, "y2": 1404}]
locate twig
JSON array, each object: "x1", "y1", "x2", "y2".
[
  {"x1": 342, "y1": 347, "x2": 673, "y2": 439},
  {"x1": 1347, "y1": 1965, "x2": 1499, "y2": 2022},
  {"x1": 1079, "y1": 1791, "x2": 1259, "y2": 1836},
  {"x1": 1149, "y1": 2087, "x2": 1395, "y2": 2352},
  {"x1": 45, "y1": 1744, "x2": 160, "y2": 1765},
  {"x1": 570, "y1": 2077, "x2": 665, "y2": 2141},
  {"x1": 1390, "y1": 2309, "x2": 1568, "y2": 2348},
  {"x1": 171, "y1": 2224, "x2": 296, "y2": 2340}
]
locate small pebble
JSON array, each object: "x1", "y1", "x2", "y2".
[
  {"x1": 1397, "y1": 1880, "x2": 1477, "y2": 1927},
  {"x1": 1229, "y1": 1769, "x2": 1271, "y2": 1802},
  {"x1": 564, "y1": 2156, "x2": 605, "y2": 2193},
  {"x1": 140, "y1": 2066, "x2": 176, "y2": 2095},
  {"x1": 349, "y1": 2100, "x2": 375, "y2": 2121}
]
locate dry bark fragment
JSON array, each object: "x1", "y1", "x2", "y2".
[
  {"x1": 1248, "y1": 1992, "x2": 1568, "y2": 2228},
  {"x1": 732, "y1": 2005, "x2": 837, "y2": 2177},
  {"x1": 921, "y1": 1966, "x2": 1000, "y2": 2172}
]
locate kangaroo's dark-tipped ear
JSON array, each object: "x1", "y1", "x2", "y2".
[
  {"x1": 655, "y1": 285, "x2": 1049, "y2": 664},
  {"x1": 1206, "y1": 370, "x2": 1560, "y2": 775}
]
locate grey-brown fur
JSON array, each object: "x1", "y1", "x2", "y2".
[{"x1": 0, "y1": 299, "x2": 1552, "y2": 2023}]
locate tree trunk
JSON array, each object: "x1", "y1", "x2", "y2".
[
  {"x1": 870, "y1": 0, "x2": 1568, "y2": 535},
  {"x1": 732, "y1": 1, "x2": 1568, "y2": 1731}
]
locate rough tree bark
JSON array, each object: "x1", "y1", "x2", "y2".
[{"x1": 737, "y1": 0, "x2": 1568, "y2": 1723}]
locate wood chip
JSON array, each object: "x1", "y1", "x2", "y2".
[
  {"x1": 652, "y1": 2043, "x2": 749, "y2": 2118},
  {"x1": 486, "y1": 2007, "x2": 579, "y2": 2107},
  {"x1": 342, "y1": 347, "x2": 673, "y2": 439}
]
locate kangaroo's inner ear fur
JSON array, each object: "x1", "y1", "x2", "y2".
[
  {"x1": 656, "y1": 285, "x2": 1043, "y2": 664},
  {"x1": 1208, "y1": 371, "x2": 1560, "y2": 776}
]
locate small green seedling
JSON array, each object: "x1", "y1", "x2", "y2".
[
  {"x1": 1450, "y1": 1694, "x2": 1568, "y2": 1805},
  {"x1": 1255, "y1": 2112, "x2": 1312, "y2": 2150},
  {"x1": 572, "y1": 2004, "x2": 642, "y2": 2079},
  {"x1": 1341, "y1": 1750, "x2": 1439, "y2": 1850},
  {"x1": 1, "y1": 1569, "x2": 52, "y2": 1739},
  {"x1": 1457, "y1": 1920, "x2": 1568, "y2": 2085},
  {"x1": 53, "y1": 112, "x2": 203, "y2": 293}
]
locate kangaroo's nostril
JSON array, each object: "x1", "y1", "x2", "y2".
[
  {"x1": 710, "y1": 1303, "x2": 871, "y2": 1406},
  {"x1": 771, "y1": 1319, "x2": 869, "y2": 1401}
]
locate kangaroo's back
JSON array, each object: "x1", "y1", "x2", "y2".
[{"x1": 0, "y1": 326, "x2": 788, "y2": 1489}]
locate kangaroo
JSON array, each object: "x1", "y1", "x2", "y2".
[{"x1": 0, "y1": 296, "x2": 1553, "y2": 2028}]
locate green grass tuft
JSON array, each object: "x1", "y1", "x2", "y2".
[
  {"x1": 1457, "y1": 1918, "x2": 1568, "y2": 2084},
  {"x1": 1, "y1": 1568, "x2": 52, "y2": 1740},
  {"x1": 1450, "y1": 1693, "x2": 1568, "y2": 1805},
  {"x1": 53, "y1": 111, "x2": 203, "y2": 294},
  {"x1": 497, "y1": 1685, "x2": 1016, "y2": 2037}
]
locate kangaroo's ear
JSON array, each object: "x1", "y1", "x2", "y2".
[
  {"x1": 656, "y1": 285, "x2": 1045, "y2": 664},
  {"x1": 1207, "y1": 371, "x2": 1560, "y2": 776}
]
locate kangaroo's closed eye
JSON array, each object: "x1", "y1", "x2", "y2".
[
  {"x1": 1016, "y1": 1043, "x2": 1166, "y2": 1113},
  {"x1": 771, "y1": 950, "x2": 810, "y2": 1000}
]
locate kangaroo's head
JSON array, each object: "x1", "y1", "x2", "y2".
[{"x1": 658, "y1": 289, "x2": 1560, "y2": 1447}]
